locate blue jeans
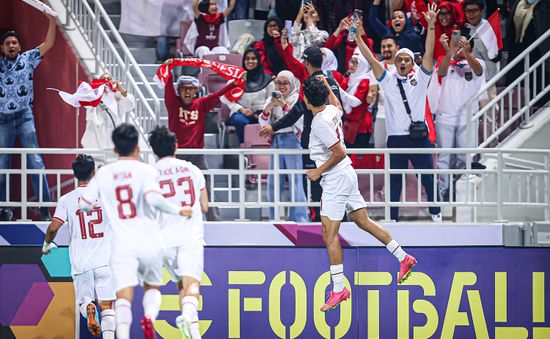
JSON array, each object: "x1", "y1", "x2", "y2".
[
  {"x1": 228, "y1": 112, "x2": 257, "y2": 144},
  {"x1": 229, "y1": 0, "x2": 249, "y2": 20},
  {"x1": 0, "y1": 109, "x2": 52, "y2": 204},
  {"x1": 156, "y1": 36, "x2": 169, "y2": 61},
  {"x1": 268, "y1": 133, "x2": 308, "y2": 222}
]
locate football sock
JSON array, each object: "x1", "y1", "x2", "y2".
[
  {"x1": 181, "y1": 296, "x2": 201, "y2": 338},
  {"x1": 79, "y1": 302, "x2": 91, "y2": 319},
  {"x1": 100, "y1": 309, "x2": 115, "y2": 339},
  {"x1": 386, "y1": 239, "x2": 406, "y2": 262},
  {"x1": 115, "y1": 299, "x2": 132, "y2": 339},
  {"x1": 330, "y1": 264, "x2": 345, "y2": 293},
  {"x1": 143, "y1": 289, "x2": 162, "y2": 321}
]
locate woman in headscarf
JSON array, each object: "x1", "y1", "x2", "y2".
[
  {"x1": 259, "y1": 70, "x2": 308, "y2": 222},
  {"x1": 320, "y1": 47, "x2": 344, "y2": 84},
  {"x1": 223, "y1": 48, "x2": 276, "y2": 144},
  {"x1": 253, "y1": 17, "x2": 288, "y2": 77},
  {"x1": 368, "y1": 0, "x2": 424, "y2": 53},
  {"x1": 433, "y1": 1, "x2": 464, "y2": 59},
  {"x1": 340, "y1": 48, "x2": 378, "y2": 148}
]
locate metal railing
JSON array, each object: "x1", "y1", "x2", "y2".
[
  {"x1": 1, "y1": 148, "x2": 548, "y2": 222},
  {"x1": 60, "y1": 0, "x2": 160, "y2": 141},
  {"x1": 467, "y1": 29, "x2": 550, "y2": 148}
]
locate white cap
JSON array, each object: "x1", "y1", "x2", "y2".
[{"x1": 395, "y1": 48, "x2": 415, "y2": 61}]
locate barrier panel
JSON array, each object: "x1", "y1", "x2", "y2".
[{"x1": 1, "y1": 245, "x2": 549, "y2": 338}]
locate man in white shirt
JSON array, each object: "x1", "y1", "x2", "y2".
[
  {"x1": 42, "y1": 155, "x2": 116, "y2": 338},
  {"x1": 356, "y1": 3, "x2": 442, "y2": 222},
  {"x1": 304, "y1": 76, "x2": 416, "y2": 313},
  {"x1": 79, "y1": 124, "x2": 192, "y2": 339},
  {"x1": 434, "y1": 32, "x2": 485, "y2": 201},
  {"x1": 149, "y1": 126, "x2": 208, "y2": 339}
]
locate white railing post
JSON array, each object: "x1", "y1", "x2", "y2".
[
  {"x1": 273, "y1": 150, "x2": 280, "y2": 220},
  {"x1": 383, "y1": 149, "x2": 392, "y2": 222},
  {"x1": 238, "y1": 152, "x2": 246, "y2": 221},
  {"x1": 495, "y1": 151, "x2": 506, "y2": 223},
  {"x1": 20, "y1": 152, "x2": 28, "y2": 221},
  {"x1": 521, "y1": 54, "x2": 533, "y2": 129}
]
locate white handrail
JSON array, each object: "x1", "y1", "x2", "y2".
[
  {"x1": 60, "y1": 0, "x2": 160, "y2": 141},
  {"x1": 1, "y1": 148, "x2": 548, "y2": 222},
  {"x1": 467, "y1": 29, "x2": 550, "y2": 148}
]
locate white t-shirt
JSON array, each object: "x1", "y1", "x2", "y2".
[
  {"x1": 377, "y1": 65, "x2": 432, "y2": 136},
  {"x1": 309, "y1": 104, "x2": 352, "y2": 175},
  {"x1": 376, "y1": 62, "x2": 397, "y2": 119},
  {"x1": 155, "y1": 157, "x2": 206, "y2": 248},
  {"x1": 81, "y1": 158, "x2": 163, "y2": 258},
  {"x1": 436, "y1": 59, "x2": 486, "y2": 126},
  {"x1": 53, "y1": 186, "x2": 111, "y2": 276}
]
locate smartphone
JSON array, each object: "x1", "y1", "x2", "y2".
[
  {"x1": 285, "y1": 20, "x2": 292, "y2": 38},
  {"x1": 272, "y1": 91, "x2": 282, "y2": 99},
  {"x1": 353, "y1": 8, "x2": 363, "y2": 20},
  {"x1": 303, "y1": 0, "x2": 312, "y2": 5},
  {"x1": 451, "y1": 30, "x2": 461, "y2": 45}
]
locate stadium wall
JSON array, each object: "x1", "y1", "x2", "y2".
[
  {"x1": 0, "y1": 223, "x2": 549, "y2": 339},
  {"x1": 1, "y1": 2, "x2": 89, "y2": 213}
]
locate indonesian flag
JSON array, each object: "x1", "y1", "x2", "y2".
[
  {"x1": 154, "y1": 58, "x2": 245, "y2": 102},
  {"x1": 58, "y1": 79, "x2": 114, "y2": 107},
  {"x1": 20, "y1": 0, "x2": 58, "y2": 17},
  {"x1": 476, "y1": 11, "x2": 503, "y2": 59}
]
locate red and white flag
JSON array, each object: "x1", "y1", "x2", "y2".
[
  {"x1": 154, "y1": 58, "x2": 246, "y2": 102},
  {"x1": 58, "y1": 79, "x2": 113, "y2": 108},
  {"x1": 476, "y1": 11, "x2": 503, "y2": 59}
]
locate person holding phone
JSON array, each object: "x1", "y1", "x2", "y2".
[
  {"x1": 253, "y1": 17, "x2": 288, "y2": 77},
  {"x1": 259, "y1": 71, "x2": 308, "y2": 222},
  {"x1": 433, "y1": 1, "x2": 464, "y2": 59},
  {"x1": 289, "y1": 2, "x2": 329, "y2": 61}
]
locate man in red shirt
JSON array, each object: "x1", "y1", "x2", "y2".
[{"x1": 163, "y1": 58, "x2": 243, "y2": 221}]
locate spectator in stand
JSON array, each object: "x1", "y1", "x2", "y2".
[
  {"x1": 463, "y1": 0, "x2": 500, "y2": 114},
  {"x1": 259, "y1": 70, "x2": 308, "y2": 222},
  {"x1": 163, "y1": 58, "x2": 244, "y2": 221},
  {"x1": 222, "y1": 48, "x2": 275, "y2": 144},
  {"x1": 433, "y1": 2, "x2": 464, "y2": 60},
  {"x1": 289, "y1": 2, "x2": 329, "y2": 61},
  {"x1": 433, "y1": 32, "x2": 485, "y2": 201},
  {"x1": 81, "y1": 73, "x2": 135, "y2": 153},
  {"x1": 185, "y1": 0, "x2": 236, "y2": 58},
  {"x1": 369, "y1": 0, "x2": 424, "y2": 53},
  {"x1": 356, "y1": 3, "x2": 442, "y2": 222},
  {"x1": 230, "y1": 0, "x2": 250, "y2": 20},
  {"x1": 0, "y1": 11, "x2": 57, "y2": 222},
  {"x1": 341, "y1": 48, "x2": 378, "y2": 148},
  {"x1": 325, "y1": 16, "x2": 375, "y2": 73},
  {"x1": 253, "y1": 17, "x2": 288, "y2": 77},
  {"x1": 320, "y1": 48, "x2": 344, "y2": 85}
]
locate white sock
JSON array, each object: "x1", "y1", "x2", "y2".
[
  {"x1": 79, "y1": 302, "x2": 91, "y2": 319},
  {"x1": 181, "y1": 296, "x2": 201, "y2": 338},
  {"x1": 330, "y1": 264, "x2": 345, "y2": 293},
  {"x1": 100, "y1": 309, "x2": 116, "y2": 339},
  {"x1": 386, "y1": 239, "x2": 407, "y2": 262},
  {"x1": 143, "y1": 289, "x2": 162, "y2": 321},
  {"x1": 115, "y1": 299, "x2": 132, "y2": 339}
]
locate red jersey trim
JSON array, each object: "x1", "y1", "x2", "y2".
[
  {"x1": 52, "y1": 216, "x2": 65, "y2": 224},
  {"x1": 80, "y1": 196, "x2": 93, "y2": 206},
  {"x1": 328, "y1": 140, "x2": 340, "y2": 149}
]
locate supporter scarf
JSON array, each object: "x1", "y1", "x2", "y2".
[
  {"x1": 154, "y1": 58, "x2": 245, "y2": 102},
  {"x1": 202, "y1": 12, "x2": 224, "y2": 25},
  {"x1": 57, "y1": 79, "x2": 115, "y2": 107}
]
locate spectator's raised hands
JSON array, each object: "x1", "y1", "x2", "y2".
[
  {"x1": 164, "y1": 58, "x2": 174, "y2": 65},
  {"x1": 356, "y1": 17, "x2": 365, "y2": 36},
  {"x1": 423, "y1": 3, "x2": 439, "y2": 27},
  {"x1": 281, "y1": 28, "x2": 289, "y2": 50},
  {"x1": 439, "y1": 33, "x2": 450, "y2": 53}
]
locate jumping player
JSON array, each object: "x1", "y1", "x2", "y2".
[
  {"x1": 149, "y1": 126, "x2": 208, "y2": 339},
  {"x1": 79, "y1": 124, "x2": 192, "y2": 339},
  {"x1": 303, "y1": 76, "x2": 417, "y2": 312},
  {"x1": 42, "y1": 155, "x2": 116, "y2": 338}
]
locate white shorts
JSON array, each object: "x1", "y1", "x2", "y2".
[
  {"x1": 110, "y1": 254, "x2": 163, "y2": 291},
  {"x1": 73, "y1": 266, "x2": 116, "y2": 304},
  {"x1": 320, "y1": 166, "x2": 366, "y2": 221},
  {"x1": 163, "y1": 243, "x2": 204, "y2": 283}
]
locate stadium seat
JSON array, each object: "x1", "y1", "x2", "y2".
[
  {"x1": 227, "y1": 19, "x2": 266, "y2": 47},
  {"x1": 243, "y1": 124, "x2": 270, "y2": 184}
]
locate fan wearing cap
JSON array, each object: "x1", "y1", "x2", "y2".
[
  {"x1": 355, "y1": 3, "x2": 442, "y2": 222},
  {"x1": 0, "y1": 10, "x2": 57, "y2": 222},
  {"x1": 163, "y1": 58, "x2": 245, "y2": 221}
]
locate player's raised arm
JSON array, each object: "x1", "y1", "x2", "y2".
[{"x1": 145, "y1": 190, "x2": 193, "y2": 217}]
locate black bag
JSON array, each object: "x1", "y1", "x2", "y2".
[{"x1": 396, "y1": 78, "x2": 428, "y2": 140}]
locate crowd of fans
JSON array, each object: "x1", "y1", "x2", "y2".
[{"x1": 1, "y1": 0, "x2": 548, "y2": 222}]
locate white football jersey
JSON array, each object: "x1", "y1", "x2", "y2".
[
  {"x1": 81, "y1": 158, "x2": 163, "y2": 258},
  {"x1": 155, "y1": 157, "x2": 206, "y2": 248},
  {"x1": 53, "y1": 186, "x2": 111, "y2": 275},
  {"x1": 309, "y1": 104, "x2": 352, "y2": 175}
]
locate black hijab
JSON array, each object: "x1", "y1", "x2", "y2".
[
  {"x1": 242, "y1": 48, "x2": 272, "y2": 93},
  {"x1": 262, "y1": 17, "x2": 285, "y2": 75}
]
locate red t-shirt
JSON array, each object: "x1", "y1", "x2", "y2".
[
  {"x1": 195, "y1": 14, "x2": 224, "y2": 50},
  {"x1": 165, "y1": 73, "x2": 236, "y2": 148},
  {"x1": 341, "y1": 78, "x2": 372, "y2": 134}
]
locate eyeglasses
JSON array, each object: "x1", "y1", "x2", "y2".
[
  {"x1": 179, "y1": 86, "x2": 196, "y2": 92},
  {"x1": 465, "y1": 8, "x2": 481, "y2": 13},
  {"x1": 349, "y1": 59, "x2": 359, "y2": 65},
  {"x1": 267, "y1": 23, "x2": 279, "y2": 28},
  {"x1": 438, "y1": 11, "x2": 451, "y2": 17},
  {"x1": 275, "y1": 81, "x2": 290, "y2": 86},
  {"x1": 396, "y1": 57, "x2": 412, "y2": 63},
  {"x1": 244, "y1": 56, "x2": 257, "y2": 61}
]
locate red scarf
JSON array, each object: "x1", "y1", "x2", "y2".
[
  {"x1": 202, "y1": 12, "x2": 224, "y2": 25},
  {"x1": 154, "y1": 58, "x2": 245, "y2": 102}
]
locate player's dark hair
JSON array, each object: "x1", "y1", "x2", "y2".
[
  {"x1": 149, "y1": 126, "x2": 177, "y2": 158},
  {"x1": 459, "y1": 29, "x2": 475, "y2": 49},
  {"x1": 381, "y1": 34, "x2": 398, "y2": 45},
  {"x1": 1, "y1": 31, "x2": 20, "y2": 44},
  {"x1": 72, "y1": 155, "x2": 95, "y2": 181},
  {"x1": 303, "y1": 77, "x2": 328, "y2": 108},
  {"x1": 112, "y1": 123, "x2": 139, "y2": 156},
  {"x1": 463, "y1": 0, "x2": 484, "y2": 10}
]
